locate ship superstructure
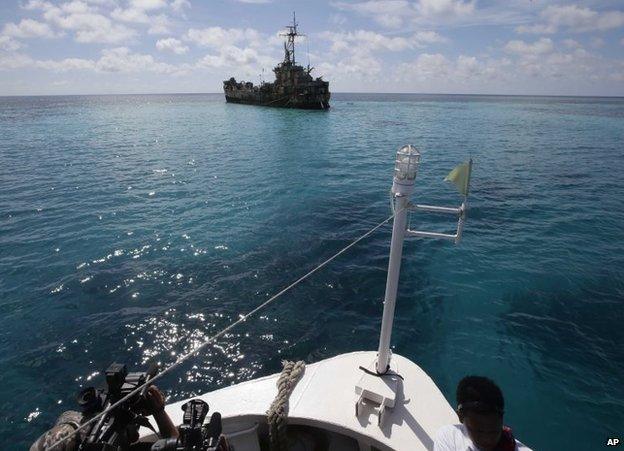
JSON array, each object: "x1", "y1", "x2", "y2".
[{"x1": 223, "y1": 14, "x2": 331, "y2": 110}]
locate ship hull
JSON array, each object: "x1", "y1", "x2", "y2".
[{"x1": 225, "y1": 93, "x2": 330, "y2": 110}]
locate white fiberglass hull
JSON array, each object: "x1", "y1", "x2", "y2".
[{"x1": 140, "y1": 351, "x2": 456, "y2": 451}]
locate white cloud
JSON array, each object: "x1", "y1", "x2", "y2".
[
  {"x1": 455, "y1": 54, "x2": 479, "y2": 77},
  {"x1": 331, "y1": 0, "x2": 410, "y2": 28},
  {"x1": 21, "y1": 0, "x2": 173, "y2": 42},
  {"x1": 590, "y1": 37, "x2": 604, "y2": 49},
  {"x1": 132, "y1": 0, "x2": 168, "y2": 10},
  {"x1": 393, "y1": 52, "x2": 504, "y2": 90},
  {"x1": 543, "y1": 5, "x2": 624, "y2": 31},
  {"x1": 331, "y1": 0, "x2": 474, "y2": 28},
  {"x1": 562, "y1": 38, "x2": 581, "y2": 49},
  {"x1": 156, "y1": 37, "x2": 188, "y2": 54},
  {"x1": 196, "y1": 44, "x2": 273, "y2": 69},
  {"x1": 184, "y1": 27, "x2": 264, "y2": 49},
  {"x1": 111, "y1": 6, "x2": 152, "y2": 23},
  {"x1": 26, "y1": 1, "x2": 138, "y2": 44},
  {"x1": 97, "y1": 46, "x2": 179, "y2": 73},
  {"x1": 416, "y1": 0, "x2": 474, "y2": 18},
  {"x1": 496, "y1": 35, "x2": 620, "y2": 84},
  {"x1": 316, "y1": 48, "x2": 383, "y2": 80},
  {"x1": 515, "y1": 23, "x2": 556, "y2": 34},
  {"x1": 22, "y1": 0, "x2": 53, "y2": 11},
  {"x1": 517, "y1": 5, "x2": 624, "y2": 34},
  {"x1": 0, "y1": 52, "x2": 36, "y2": 70},
  {"x1": 504, "y1": 38, "x2": 554, "y2": 56},
  {"x1": 170, "y1": 0, "x2": 190, "y2": 12},
  {"x1": 522, "y1": 48, "x2": 607, "y2": 80},
  {"x1": 182, "y1": 26, "x2": 282, "y2": 76},
  {"x1": 329, "y1": 13, "x2": 348, "y2": 26},
  {"x1": 37, "y1": 56, "x2": 95, "y2": 71},
  {"x1": 0, "y1": 46, "x2": 183, "y2": 74},
  {"x1": 317, "y1": 26, "x2": 448, "y2": 86},
  {"x1": 147, "y1": 14, "x2": 171, "y2": 34},
  {"x1": 83, "y1": 0, "x2": 118, "y2": 4},
  {"x1": 321, "y1": 29, "x2": 445, "y2": 53},
  {"x1": 74, "y1": 24, "x2": 136, "y2": 44},
  {"x1": 2, "y1": 19, "x2": 58, "y2": 38},
  {"x1": 0, "y1": 35, "x2": 22, "y2": 51},
  {"x1": 391, "y1": 43, "x2": 623, "y2": 93},
  {"x1": 542, "y1": 5, "x2": 592, "y2": 28},
  {"x1": 414, "y1": 30, "x2": 446, "y2": 43},
  {"x1": 2, "y1": 0, "x2": 622, "y2": 95},
  {"x1": 408, "y1": 52, "x2": 449, "y2": 77},
  {"x1": 111, "y1": 0, "x2": 172, "y2": 34}
]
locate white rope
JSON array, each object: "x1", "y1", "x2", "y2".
[{"x1": 47, "y1": 211, "x2": 396, "y2": 450}]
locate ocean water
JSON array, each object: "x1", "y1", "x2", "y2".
[{"x1": 1, "y1": 93, "x2": 623, "y2": 450}]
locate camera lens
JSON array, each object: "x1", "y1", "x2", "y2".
[{"x1": 78, "y1": 387, "x2": 101, "y2": 414}]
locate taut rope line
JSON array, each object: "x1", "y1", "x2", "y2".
[{"x1": 48, "y1": 211, "x2": 397, "y2": 450}]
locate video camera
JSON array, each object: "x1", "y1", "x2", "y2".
[
  {"x1": 76, "y1": 362, "x2": 226, "y2": 451},
  {"x1": 151, "y1": 399, "x2": 224, "y2": 451},
  {"x1": 78, "y1": 362, "x2": 158, "y2": 450}
]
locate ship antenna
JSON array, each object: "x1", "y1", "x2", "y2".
[
  {"x1": 280, "y1": 11, "x2": 301, "y2": 65},
  {"x1": 292, "y1": 11, "x2": 297, "y2": 65},
  {"x1": 306, "y1": 34, "x2": 311, "y2": 73}
]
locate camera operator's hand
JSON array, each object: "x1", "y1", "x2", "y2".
[
  {"x1": 142, "y1": 385, "x2": 166, "y2": 416},
  {"x1": 141, "y1": 385, "x2": 179, "y2": 439}
]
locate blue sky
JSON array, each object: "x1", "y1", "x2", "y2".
[{"x1": 1, "y1": 0, "x2": 623, "y2": 95}]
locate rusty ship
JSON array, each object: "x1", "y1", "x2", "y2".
[{"x1": 223, "y1": 14, "x2": 330, "y2": 110}]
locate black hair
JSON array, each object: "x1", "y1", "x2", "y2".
[{"x1": 456, "y1": 375, "x2": 504, "y2": 416}]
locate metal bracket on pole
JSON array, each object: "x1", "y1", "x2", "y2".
[
  {"x1": 409, "y1": 204, "x2": 461, "y2": 215},
  {"x1": 406, "y1": 200, "x2": 468, "y2": 244}
]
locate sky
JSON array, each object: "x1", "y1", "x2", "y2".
[{"x1": 0, "y1": 0, "x2": 623, "y2": 96}]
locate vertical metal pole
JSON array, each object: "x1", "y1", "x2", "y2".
[
  {"x1": 376, "y1": 194, "x2": 409, "y2": 374},
  {"x1": 455, "y1": 200, "x2": 466, "y2": 244},
  {"x1": 455, "y1": 158, "x2": 472, "y2": 244},
  {"x1": 292, "y1": 11, "x2": 296, "y2": 64}
]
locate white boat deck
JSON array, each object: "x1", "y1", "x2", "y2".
[{"x1": 143, "y1": 351, "x2": 457, "y2": 451}]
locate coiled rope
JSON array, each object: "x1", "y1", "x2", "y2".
[
  {"x1": 47, "y1": 211, "x2": 397, "y2": 450},
  {"x1": 267, "y1": 360, "x2": 306, "y2": 451}
]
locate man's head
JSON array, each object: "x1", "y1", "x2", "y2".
[{"x1": 456, "y1": 376, "x2": 505, "y2": 451}]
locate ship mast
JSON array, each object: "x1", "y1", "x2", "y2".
[{"x1": 280, "y1": 12, "x2": 302, "y2": 65}]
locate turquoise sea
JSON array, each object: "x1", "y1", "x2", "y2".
[{"x1": 1, "y1": 93, "x2": 623, "y2": 450}]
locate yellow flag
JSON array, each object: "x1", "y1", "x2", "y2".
[{"x1": 444, "y1": 160, "x2": 472, "y2": 196}]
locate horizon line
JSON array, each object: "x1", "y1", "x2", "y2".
[{"x1": 1, "y1": 91, "x2": 623, "y2": 99}]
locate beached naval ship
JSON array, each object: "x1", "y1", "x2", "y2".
[{"x1": 223, "y1": 14, "x2": 330, "y2": 110}]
